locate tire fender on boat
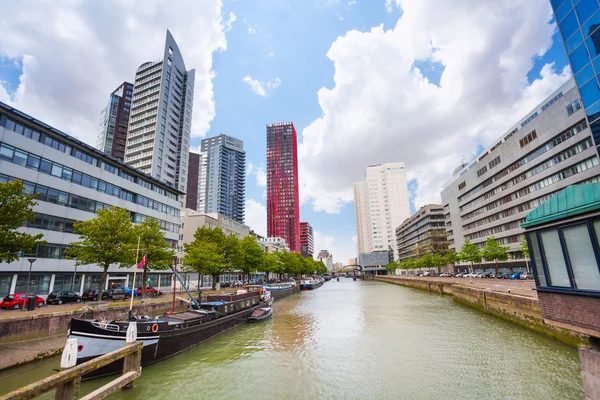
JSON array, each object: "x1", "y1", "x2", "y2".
[{"x1": 151, "y1": 323, "x2": 158, "y2": 333}]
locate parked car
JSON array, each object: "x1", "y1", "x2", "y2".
[
  {"x1": 1, "y1": 293, "x2": 45, "y2": 309},
  {"x1": 81, "y1": 289, "x2": 101, "y2": 302},
  {"x1": 102, "y1": 288, "x2": 130, "y2": 301},
  {"x1": 46, "y1": 291, "x2": 81, "y2": 305},
  {"x1": 520, "y1": 272, "x2": 532, "y2": 280},
  {"x1": 138, "y1": 286, "x2": 161, "y2": 297},
  {"x1": 122, "y1": 286, "x2": 140, "y2": 297},
  {"x1": 455, "y1": 273, "x2": 464, "y2": 277},
  {"x1": 509, "y1": 272, "x2": 521, "y2": 280}
]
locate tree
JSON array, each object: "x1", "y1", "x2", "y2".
[
  {"x1": 420, "y1": 253, "x2": 434, "y2": 272},
  {"x1": 481, "y1": 237, "x2": 509, "y2": 275},
  {"x1": 315, "y1": 261, "x2": 327, "y2": 275},
  {"x1": 431, "y1": 253, "x2": 445, "y2": 274},
  {"x1": 459, "y1": 240, "x2": 481, "y2": 273},
  {"x1": 520, "y1": 235, "x2": 530, "y2": 273},
  {"x1": 182, "y1": 241, "x2": 225, "y2": 290},
  {"x1": 0, "y1": 180, "x2": 46, "y2": 263},
  {"x1": 182, "y1": 226, "x2": 227, "y2": 289},
  {"x1": 239, "y1": 235, "x2": 264, "y2": 283},
  {"x1": 443, "y1": 249, "x2": 459, "y2": 273},
  {"x1": 223, "y1": 234, "x2": 243, "y2": 276},
  {"x1": 67, "y1": 207, "x2": 136, "y2": 296},
  {"x1": 134, "y1": 218, "x2": 175, "y2": 298},
  {"x1": 386, "y1": 260, "x2": 400, "y2": 272},
  {"x1": 263, "y1": 252, "x2": 282, "y2": 279}
]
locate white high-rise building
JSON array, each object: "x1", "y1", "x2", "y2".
[
  {"x1": 124, "y1": 30, "x2": 195, "y2": 194},
  {"x1": 353, "y1": 162, "x2": 411, "y2": 259}
]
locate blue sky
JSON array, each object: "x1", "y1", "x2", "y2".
[{"x1": 0, "y1": 0, "x2": 573, "y2": 263}]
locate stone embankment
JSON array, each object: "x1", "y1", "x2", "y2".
[
  {"x1": 375, "y1": 276, "x2": 588, "y2": 346},
  {"x1": 0, "y1": 299, "x2": 188, "y2": 371}
]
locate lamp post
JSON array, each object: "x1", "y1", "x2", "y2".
[
  {"x1": 23, "y1": 258, "x2": 36, "y2": 311},
  {"x1": 70, "y1": 264, "x2": 78, "y2": 292}
]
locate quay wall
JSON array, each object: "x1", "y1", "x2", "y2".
[
  {"x1": 375, "y1": 276, "x2": 587, "y2": 346},
  {"x1": 0, "y1": 299, "x2": 189, "y2": 344},
  {"x1": 270, "y1": 286, "x2": 300, "y2": 300}
]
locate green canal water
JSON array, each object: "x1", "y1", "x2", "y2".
[{"x1": 0, "y1": 279, "x2": 585, "y2": 399}]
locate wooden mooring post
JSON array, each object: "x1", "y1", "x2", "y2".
[{"x1": 1, "y1": 323, "x2": 142, "y2": 400}]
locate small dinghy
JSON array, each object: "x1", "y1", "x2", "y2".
[{"x1": 248, "y1": 307, "x2": 273, "y2": 322}]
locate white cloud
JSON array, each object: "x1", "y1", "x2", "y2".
[
  {"x1": 385, "y1": 0, "x2": 394, "y2": 13},
  {"x1": 0, "y1": 1, "x2": 229, "y2": 145},
  {"x1": 314, "y1": 231, "x2": 356, "y2": 264},
  {"x1": 255, "y1": 165, "x2": 267, "y2": 187},
  {"x1": 298, "y1": 0, "x2": 569, "y2": 214},
  {"x1": 337, "y1": 14, "x2": 344, "y2": 21},
  {"x1": 245, "y1": 199, "x2": 266, "y2": 237},
  {"x1": 246, "y1": 162, "x2": 254, "y2": 176},
  {"x1": 224, "y1": 12, "x2": 237, "y2": 32},
  {"x1": 347, "y1": 0, "x2": 357, "y2": 7},
  {"x1": 242, "y1": 75, "x2": 282, "y2": 97},
  {"x1": 268, "y1": 52, "x2": 275, "y2": 58},
  {"x1": 247, "y1": 26, "x2": 258, "y2": 35}
]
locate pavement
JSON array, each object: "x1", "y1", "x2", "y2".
[{"x1": 392, "y1": 275, "x2": 538, "y2": 299}]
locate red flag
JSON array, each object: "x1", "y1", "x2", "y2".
[{"x1": 137, "y1": 255, "x2": 146, "y2": 269}]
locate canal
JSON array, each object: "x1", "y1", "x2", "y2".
[{"x1": 0, "y1": 279, "x2": 585, "y2": 399}]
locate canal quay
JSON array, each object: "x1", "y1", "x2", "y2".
[{"x1": 0, "y1": 279, "x2": 585, "y2": 400}]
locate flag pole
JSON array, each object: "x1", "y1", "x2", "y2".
[{"x1": 129, "y1": 236, "x2": 140, "y2": 321}]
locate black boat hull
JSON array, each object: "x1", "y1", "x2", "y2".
[
  {"x1": 70, "y1": 302, "x2": 266, "y2": 379},
  {"x1": 300, "y1": 280, "x2": 323, "y2": 290}
]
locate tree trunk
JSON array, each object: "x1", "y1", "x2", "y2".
[
  {"x1": 142, "y1": 266, "x2": 147, "y2": 298},
  {"x1": 494, "y1": 260, "x2": 498, "y2": 276},
  {"x1": 470, "y1": 261, "x2": 474, "y2": 273},
  {"x1": 212, "y1": 274, "x2": 218, "y2": 290},
  {"x1": 99, "y1": 264, "x2": 109, "y2": 301},
  {"x1": 197, "y1": 274, "x2": 201, "y2": 296}
]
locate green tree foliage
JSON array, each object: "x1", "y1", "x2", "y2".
[
  {"x1": 481, "y1": 237, "x2": 509, "y2": 275},
  {"x1": 315, "y1": 260, "x2": 327, "y2": 275},
  {"x1": 0, "y1": 180, "x2": 46, "y2": 263},
  {"x1": 67, "y1": 207, "x2": 136, "y2": 296},
  {"x1": 386, "y1": 260, "x2": 400, "y2": 272},
  {"x1": 134, "y1": 218, "x2": 175, "y2": 297},
  {"x1": 263, "y1": 252, "x2": 282, "y2": 277},
  {"x1": 239, "y1": 235, "x2": 264, "y2": 282},
  {"x1": 459, "y1": 240, "x2": 482, "y2": 273},
  {"x1": 182, "y1": 226, "x2": 227, "y2": 289},
  {"x1": 431, "y1": 253, "x2": 444, "y2": 273},
  {"x1": 520, "y1": 235, "x2": 530, "y2": 272}
]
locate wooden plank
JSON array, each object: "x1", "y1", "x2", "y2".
[
  {"x1": 79, "y1": 369, "x2": 141, "y2": 400},
  {"x1": 0, "y1": 342, "x2": 143, "y2": 400}
]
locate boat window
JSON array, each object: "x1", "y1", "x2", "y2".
[{"x1": 562, "y1": 224, "x2": 600, "y2": 290}]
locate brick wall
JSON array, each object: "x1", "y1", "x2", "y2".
[{"x1": 538, "y1": 291, "x2": 600, "y2": 336}]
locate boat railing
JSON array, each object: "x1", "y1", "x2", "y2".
[{"x1": 92, "y1": 321, "x2": 120, "y2": 332}]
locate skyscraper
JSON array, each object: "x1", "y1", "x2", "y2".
[
  {"x1": 97, "y1": 81, "x2": 133, "y2": 161},
  {"x1": 267, "y1": 122, "x2": 300, "y2": 252},
  {"x1": 186, "y1": 152, "x2": 202, "y2": 211},
  {"x1": 551, "y1": 0, "x2": 600, "y2": 154},
  {"x1": 353, "y1": 162, "x2": 411, "y2": 259},
  {"x1": 201, "y1": 134, "x2": 246, "y2": 223},
  {"x1": 124, "y1": 30, "x2": 195, "y2": 192},
  {"x1": 300, "y1": 222, "x2": 314, "y2": 258}
]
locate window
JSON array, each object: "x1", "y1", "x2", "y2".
[
  {"x1": 476, "y1": 166, "x2": 487, "y2": 177},
  {"x1": 458, "y1": 182, "x2": 466, "y2": 190},
  {"x1": 562, "y1": 224, "x2": 600, "y2": 290},
  {"x1": 566, "y1": 99, "x2": 582, "y2": 116},
  {"x1": 488, "y1": 156, "x2": 501, "y2": 169},
  {"x1": 15, "y1": 273, "x2": 51, "y2": 295},
  {"x1": 540, "y1": 230, "x2": 570, "y2": 287},
  {"x1": 529, "y1": 234, "x2": 547, "y2": 286}
]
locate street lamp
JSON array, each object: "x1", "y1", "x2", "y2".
[
  {"x1": 70, "y1": 264, "x2": 78, "y2": 292},
  {"x1": 23, "y1": 258, "x2": 36, "y2": 311}
]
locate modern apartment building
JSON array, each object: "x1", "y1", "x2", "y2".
[
  {"x1": 299, "y1": 222, "x2": 314, "y2": 258},
  {"x1": 186, "y1": 151, "x2": 202, "y2": 210},
  {"x1": 97, "y1": 81, "x2": 133, "y2": 161},
  {"x1": 396, "y1": 204, "x2": 447, "y2": 262},
  {"x1": 441, "y1": 79, "x2": 600, "y2": 269},
  {"x1": 200, "y1": 134, "x2": 245, "y2": 223},
  {"x1": 551, "y1": 0, "x2": 600, "y2": 154},
  {"x1": 0, "y1": 102, "x2": 182, "y2": 297},
  {"x1": 266, "y1": 122, "x2": 300, "y2": 252},
  {"x1": 124, "y1": 30, "x2": 195, "y2": 193},
  {"x1": 353, "y1": 162, "x2": 411, "y2": 259}
]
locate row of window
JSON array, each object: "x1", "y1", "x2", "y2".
[
  {"x1": 488, "y1": 156, "x2": 501, "y2": 169},
  {"x1": 459, "y1": 120, "x2": 588, "y2": 206},
  {"x1": 0, "y1": 113, "x2": 177, "y2": 200},
  {"x1": 460, "y1": 158, "x2": 599, "y2": 220},
  {"x1": 465, "y1": 218, "x2": 526, "y2": 241},
  {"x1": 460, "y1": 138, "x2": 594, "y2": 214},
  {"x1": 0, "y1": 141, "x2": 179, "y2": 217},
  {"x1": 476, "y1": 165, "x2": 488, "y2": 178},
  {"x1": 529, "y1": 219, "x2": 600, "y2": 291},
  {"x1": 519, "y1": 130, "x2": 538, "y2": 148}
]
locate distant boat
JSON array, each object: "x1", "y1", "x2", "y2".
[
  {"x1": 248, "y1": 307, "x2": 273, "y2": 322},
  {"x1": 300, "y1": 278, "x2": 323, "y2": 290}
]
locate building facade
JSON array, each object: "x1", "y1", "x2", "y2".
[
  {"x1": 551, "y1": 0, "x2": 600, "y2": 155},
  {"x1": 97, "y1": 81, "x2": 133, "y2": 161},
  {"x1": 266, "y1": 122, "x2": 300, "y2": 252},
  {"x1": 299, "y1": 222, "x2": 314, "y2": 258},
  {"x1": 201, "y1": 134, "x2": 245, "y2": 223},
  {"x1": 124, "y1": 30, "x2": 195, "y2": 193},
  {"x1": 396, "y1": 204, "x2": 447, "y2": 262},
  {"x1": 353, "y1": 162, "x2": 411, "y2": 259},
  {"x1": 264, "y1": 237, "x2": 290, "y2": 253},
  {"x1": 0, "y1": 102, "x2": 182, "y2": 297},
  {"x1": 441, "y1": 79, "x2": 600, "y2": 270},
  {"x1": 186, "y1": 151, "x2": 202, "y2": 210},
  {"x1": 317, "y1": 250, "x2": 333, "y2": 271},
  {"x1": 179, "y1": 209, "x2": 250, "y2": 246},
  {"x1": 358, "y1": 250, "x2": 392, "y2": 267}
]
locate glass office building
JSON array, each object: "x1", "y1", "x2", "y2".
[{"x1": 552, "y1": 0, "x2": 600, "y2": 153}]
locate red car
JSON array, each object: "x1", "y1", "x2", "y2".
[
  {"x1": 1, "y1": 293, "x2": 45, "y2": 309},
  {"x1": 137, "y1": 286, "x2": 161, "y2": 297}
]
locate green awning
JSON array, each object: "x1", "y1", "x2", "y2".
[{"x1": 521, "y1": 183, "x2": 600, "y2": 228}]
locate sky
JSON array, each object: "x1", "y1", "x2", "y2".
[{"x1": 0, "y1": 0, "x2": 572, "y2": 264}]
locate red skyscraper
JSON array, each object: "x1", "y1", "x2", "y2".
[{"x1": 267, "y1": 122, "x2": 300, "y2": 253}]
